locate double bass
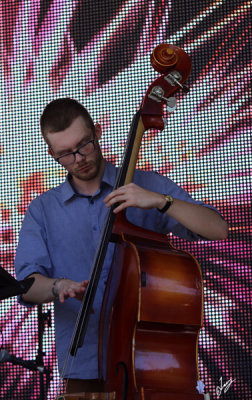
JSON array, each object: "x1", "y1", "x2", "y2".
[{"x1": 58, "y1": 44, "x2": 206, "y2": 400}]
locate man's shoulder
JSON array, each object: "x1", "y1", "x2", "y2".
[
  {"x1": 134, "y1": 168, "x2": 174, "y2": 188},
  {"x1": 29, "y1": 181, "x2": 66, "y2": 208}
]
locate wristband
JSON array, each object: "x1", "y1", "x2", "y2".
[{"x1": 52, "y1": 277, "x2": 65, "y2": 299}]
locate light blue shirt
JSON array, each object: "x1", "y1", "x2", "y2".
[{"x1": 15, "y1": 161, "x2": 217, "y2": 379}]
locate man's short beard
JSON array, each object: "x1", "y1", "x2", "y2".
[{"x1": 71, "y1": 151, "x2": 104, "y2": 182}]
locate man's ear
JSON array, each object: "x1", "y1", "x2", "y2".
[{"x1": 94, "y1": 123, "x2": 102, "y2": 140}]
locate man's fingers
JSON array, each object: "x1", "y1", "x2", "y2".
[
  {"x1": 58, "y1": 280, "x2": 88, "y2": 303},
  {"x1": 112, "y1": 201, "x2": 128, "y2": 214},
  {"x1": 105, "y1": 194, "x2": 126, "y2": 207}
]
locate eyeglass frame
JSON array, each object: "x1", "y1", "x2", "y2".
[{"x1": 52, "y1": 136, "x2": 96, "y2": 166}]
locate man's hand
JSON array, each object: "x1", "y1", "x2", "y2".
[
  {"x1": 55, "y1": 279, "x2": 89, "y2": 303},
  {"x1": 104, "y1": 183, "x2": 165, "y2": 213}
]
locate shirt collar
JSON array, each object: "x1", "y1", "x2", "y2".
[
  {"x1": 60, "y1": 160, "x2": 118, "y2": 203},
  {"x1": 101, "y1": 160, "x2": 118, "y2": 188}
]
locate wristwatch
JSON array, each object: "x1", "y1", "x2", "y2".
[{"x1": 157, "y1": 194, "x2": 174, "y2": 213}]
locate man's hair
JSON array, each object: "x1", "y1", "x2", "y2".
[{"x1": 40, "y1": 98, "x2": 95, "y2": 143}]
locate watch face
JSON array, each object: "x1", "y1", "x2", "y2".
[
  {"x1": 158, "y1": 194, "x2": 174, "y2": 212},
  {"x1": 165, "y1": 195, "x2": 173, "y2": 203}
]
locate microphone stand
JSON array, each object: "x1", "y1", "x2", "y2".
[
  {"x1": 0, "y1": 305, "x2": 52, "y2": 400},
  {"x1": 37, "y1": 304, "x2": 52, "y2": 400}
]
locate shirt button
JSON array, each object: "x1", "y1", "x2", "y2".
[
  {"x1": 90, "y1": 199, "x2": 94, "y2": 204},
  {"x1": 93, "y1": 226, "x2": 97, "y2": 231}
]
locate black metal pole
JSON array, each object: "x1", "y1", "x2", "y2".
[{"x1": 37, "y1": 304, "x2": 52, "y2": 400}]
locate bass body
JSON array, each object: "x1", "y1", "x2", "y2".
[{"x1": 99, "y1": 213, "x2": 204, "y2": 400}]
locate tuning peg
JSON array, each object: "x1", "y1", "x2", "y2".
[
  {"x1": 165, "y1": 71, "x2": 190, "y2": 93},
  {"x1": 166, "y1": 97, "x2": 177, "y2": 113}
]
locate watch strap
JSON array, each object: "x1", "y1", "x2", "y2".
[{"x1": 158, "y1": 195, "x2": 174, "y2": 213}]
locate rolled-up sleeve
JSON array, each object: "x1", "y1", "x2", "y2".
[{"x1": 15, "y1": 199, "x2": 53, "y2": 282}]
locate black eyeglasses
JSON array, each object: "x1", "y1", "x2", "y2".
[{"x1": 55, "y1": 139, "x2": 95, "y2": 166}]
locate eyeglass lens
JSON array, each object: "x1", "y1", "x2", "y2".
[{"x1": 58, "y1": 141, "x2": 95, "y2": 166}]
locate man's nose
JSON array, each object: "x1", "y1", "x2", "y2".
[{"x1": 75, "y1": 152, "x2": 85, "y2": 162}]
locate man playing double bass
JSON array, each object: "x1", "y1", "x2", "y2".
[{"x1": 15, "y1": 98, "x2": 228, "y2": 394}]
